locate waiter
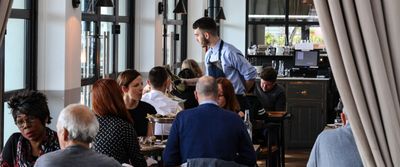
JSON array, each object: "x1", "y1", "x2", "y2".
[{"x1": 190, "y1": 17, "x2": 257, "y2": 111}]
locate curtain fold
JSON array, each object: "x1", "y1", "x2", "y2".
[
  {"x1": 0, "y1": 0, "x2": 13, "y2": 46},
  {"x1": 315, "y1": 0, "x2": 400, "y2": 166}
]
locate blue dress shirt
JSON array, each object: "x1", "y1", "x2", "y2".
[
  {"x1": 205, "y1": 40, "x2": 257, "y2": 95},
  {"x1": 307, "y1": 124, "x2": 363, "y2": 167}
]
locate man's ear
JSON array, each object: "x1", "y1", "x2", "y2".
[
  {"x1": 60, "y1": 128, "x2": 69, "y2": 141},
  {"x1": 203, "y1": 32, "x2": 210, "y2": 40},
  {"x1": 194, "y1": 91, "x2": 199, "y2": 101},
  {"x1": 146, "y1": 80, "x2": 151, "y2": 86}
]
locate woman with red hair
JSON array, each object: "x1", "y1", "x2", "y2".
[
  {"x1": 216, "y1": 77, "x2": 244, "y2": 117},
  {"x1": 91, "y1": 79, "x2": 146, "y2": 167}
]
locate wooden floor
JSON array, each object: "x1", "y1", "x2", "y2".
[{"x1": 256, "y1": 149, "x2": 311, "y2": 167}]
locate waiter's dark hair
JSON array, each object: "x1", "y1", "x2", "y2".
[
  {"x1": 192, "y1": 17, "x2": 218, "y2": 36},
  {"x1": 260, "y1": 67, "x2": 277, "y2": 82}
]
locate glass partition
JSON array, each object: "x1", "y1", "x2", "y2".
[
  {"x1": 118, "y1": 23, "x2": 127, "y2": 72},
  {"x1": 11, "y1": 0, "x2": 27, "y2": 9},
  {"x1": 81, "y1": 21, "x2": 96, "y2": 79},
  {"x1": 5, "y1": 19, "x2": 26, "y2": 91},
  {"x1": 3, "y1": 102, "x2": 19, "y2": 146}
]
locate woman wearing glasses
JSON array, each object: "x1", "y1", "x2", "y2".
[
  {"x1": 0, "y1": 90, "x2": 60, "y2": 167},
  {"x1": 216, "y1": 77, "x2": 244, "y2": 117}
]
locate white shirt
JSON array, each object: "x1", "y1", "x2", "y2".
[{"x1": 141, "y1": 90, "x2": 181, "y2": 135}]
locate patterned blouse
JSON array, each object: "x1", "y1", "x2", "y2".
[
  {"x1": 0, "y1": 127, "x2": 60, "y2": 167},
  {"x1": 93, "y1": 115, "x2": 146, "y2": 167}
]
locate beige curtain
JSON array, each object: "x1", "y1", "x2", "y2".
[
  {"x1": 0, "y1": 0, "x2": 13, "y2": 46},
  {"x1": 314, "y1": 0, "x2": 400, "y2": 166}
]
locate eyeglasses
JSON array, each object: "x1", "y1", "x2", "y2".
[{"x1": 15, "y1": 116, "x2": 37, "y2": 128}]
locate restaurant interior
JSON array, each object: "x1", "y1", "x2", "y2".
[{"x1": 1, "y1": 0, "x2": 399, "y2": 166}]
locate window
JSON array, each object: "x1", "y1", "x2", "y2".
[
  {"x1": 160, "y1": 0, "x2": 188, "y2": 73},
  {"x1": 309, "y1": 26, "x2": 325, "y2": 49},
  {"x1": 4, "y1": 19, "x2": 27, "y2": 91},
  {"x1": 1, "y1": 0, "x2": 37, "y2": 147},
  {"x1": 80, "y1": 0, "x2": 134, "y2": 106},
  {"x1": 246, "y1": 0, "x2": 321, "y2": 53}
]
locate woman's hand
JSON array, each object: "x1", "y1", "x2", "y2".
[
  {"x1": 142, "y1": 84, "x2": 151, "y2": 94},
  {"x1": 238, "y1": 111, "x2": 245, "y2": 118}
]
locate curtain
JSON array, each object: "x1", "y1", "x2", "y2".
[
  {"x1": 314, "y1": 0, "x2": 400, "y2": 166},
  {"x1": 0, "y1": 0, "x2": 13, "y2": 46},
  {"x1": 0, "y1": 0, "x2": 12, "y2": 45}
]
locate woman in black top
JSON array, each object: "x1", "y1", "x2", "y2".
[
  {"x1": 92, "y1": 79, "x2": 146, "y2": 166},
  {"x1": 0, "y1": 90, "x2": 60, "y2": 167},
  {"x1": 170, "y1": 68, "x2": 199, "y2": 109},
  {"x1": 117, "y1": 69, "x2": 157, "y2": 137}
]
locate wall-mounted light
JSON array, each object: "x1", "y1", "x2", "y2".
[
  {"x1": 216, "y1": 7, "x2": 226, "y2": 20},
  {"x1": 72, "y1": 0, "x2": 80, "y2": 8},
  {"x1": 158, "y1": 2, "x2": 164, "y2": 15},
  {"x1": 173, "y1": 0, "x2": 187, "y2": 14}
]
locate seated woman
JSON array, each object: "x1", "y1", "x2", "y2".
[
  {"x1": 117, "y1": 69, "x2": 157, "y2": 137},
  {"x1": 216, "y1": 78, "x2": 244, "y2": 117},
  {"x1": 91, "y1": 79, "x2": 146, "y2": 166},
  {"x1": 181, "y1": 59, "x2": 203, "y2": 78},
  {"x1": 0, "y1": 90, "x2": 60, "y2": 167},
  {"x1": 170, "y1": 68, "x2": 199, "y2": 109}
]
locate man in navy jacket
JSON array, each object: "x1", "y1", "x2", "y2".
[{"x1": 163, "y1": 76, "x2": 256, "y2": 166}]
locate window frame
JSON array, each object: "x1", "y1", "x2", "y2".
[
  {"x1": 80, "y1": 0, "x2": 134, "y2": 86},
  {"x1": 245, "y1": 0, "x2": 320, "y2": 51},
  {"x1": 0, "y1": 0, "x2": 38, "y2": 149},
  {"x1": 80, "y1": 0, "x2": 135, "y2": 107}
]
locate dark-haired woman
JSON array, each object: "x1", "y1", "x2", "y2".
[
  {"x1": 0, "y1": 90, "x2": 60, "y2": 167},
  {"x1": 91, "y1": 79, "x2": 146, "y2": 166},
  {"x1": 117, "y1": 69, "x2": 157, "y2": 137}
]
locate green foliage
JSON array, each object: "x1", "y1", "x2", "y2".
[
  {"x1": 310, "y1": 28, "x2": 324, "y2": 43},
  {"x1": 265, "y1": 32, "x2": 274, "y2": 46},
  {"x1": 265, "y1": 32, "x2": 285, "y2": 46}
]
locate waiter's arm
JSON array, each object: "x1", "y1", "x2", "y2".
[
  {"x1": 245, "y1": 79, "x2": 255, "y2": 93},
  {"x1": 182, "y1": 78, "x2": 198, "y2": 86}
]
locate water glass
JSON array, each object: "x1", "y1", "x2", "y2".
[{"x1": 334, "y1": 117, "x2": 343, "y2": 128}]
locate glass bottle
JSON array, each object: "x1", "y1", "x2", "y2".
[
  {"x1": 278, "y1": 60, "x2": 284, "y2": 76},
  {"x1": 271, "y1": 60, "x2": 276, "y2": 70},
  {"x1": 244, "y1": 109, "x2": 253, "y2": 141}
]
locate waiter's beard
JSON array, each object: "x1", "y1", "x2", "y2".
[{"x1": 201, "y1": 36, "x2": 210, "y2": 47}]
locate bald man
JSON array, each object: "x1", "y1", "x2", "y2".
[
  {"x1": 35, "y1": 104, "x2": 121, "y2": 167},
  {"x1": 163, "y1": 76, "x2": 256, "y2": 167}
]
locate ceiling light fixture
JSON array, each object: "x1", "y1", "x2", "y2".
[{"x1": 173, "y1": 0, "x2": 187, "y2": 14}]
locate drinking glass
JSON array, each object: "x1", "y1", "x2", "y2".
[{"x1": 334, "y1": 116, "x2": 343, "y2": 128}]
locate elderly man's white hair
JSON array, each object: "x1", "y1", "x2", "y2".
[{"x1": 57, "y1": 103, "x2": 99, "y2": 143}]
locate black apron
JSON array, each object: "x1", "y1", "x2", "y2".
[
  {"x1": 207, "y1": 40, "x2": 249, "y2": 111},
  {"x1": 207, "y1": 40, "x2": 225, "y2": 78}
]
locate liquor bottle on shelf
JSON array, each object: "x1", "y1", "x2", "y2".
[{"x1": 244, "y1": 109, "x2": 253, "y2": 141}]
